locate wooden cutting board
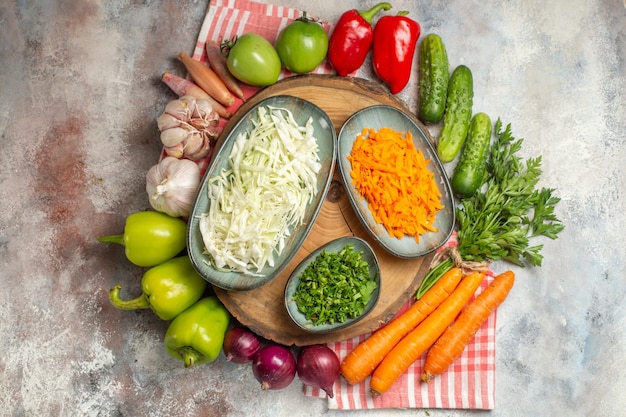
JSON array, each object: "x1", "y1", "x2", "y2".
[{"x1": 212, "y1": 74, "x2": 436, "y2": 346}]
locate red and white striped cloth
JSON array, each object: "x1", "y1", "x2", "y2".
[{"x1": 189, "y1": 0, "x2": 498, "y2": 410}]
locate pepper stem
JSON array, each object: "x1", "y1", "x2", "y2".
[
  {"x1": 359, "y1": 2, "x2": 392, "y2": 24},
  {"x1": 108, "y1": 285, "x2": 150, "y2": 311},
  {"x1": 176, "y1": 346, "x2": 202, "y2": 368},
  {"x1": 97, "y1": 234, "x2": 125, "y2": 246}
]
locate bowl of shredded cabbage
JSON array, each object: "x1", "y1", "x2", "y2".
[
  {"x1": 337, "y1": 105, "x2": 455, "y2": 258},
  {"x1": 187, "y1": 95, "x2": 336, "y2": 291}
]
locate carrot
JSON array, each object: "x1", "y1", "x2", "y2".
[
  {"x1": 205, "y1": 40, "x2": 246, "y2": 102},
  {"x1": 177, "y1": 52, "x2": 235, "y2": 107},
  {"x1": 161, "y1": 72, "x2": 232, "y2": 119},
  {"x1": 369, "y1": 271, "x2": 485, "y2": 396},
  {"x1": 421, "y1": 270, "x2": 515, "y2": 383},
  {"x1": 348, "y1": 127, "x2": 443, "y2": 242},
  {"x1": 340, "y1": 267, "x2": 463, "y2": 385}
]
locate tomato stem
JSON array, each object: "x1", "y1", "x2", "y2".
[
  {"x1": 295, "y1": 11, "x2": 321, "y2": 25},
  {"x1": 220, "y1": 37, "x2": 238, "y2": 56}
]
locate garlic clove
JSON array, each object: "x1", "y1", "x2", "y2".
[
  {"x1": 193, "y1": 99, "x2": 218, "y2": 121},
  {"x1": 182, "y1": 132, "x2": 209, "y2": 160},
  {"x1": 164, "y1": 142, "x2": 185, "y2": 159},
  {"x1": 157, "y1": 113, "x2": 181, "y2": 131},
  {"x1": 160, "y1": 127, "x2": 189, "y2": 147},
  {"x1": 184, "y1": 136, "x2": 211, "y2": 161},
  {"x1": 164, "y1": 98, "x2": 192, "y2": 121},
  {"x1": 180, "y1": 95, "x2": 197, "y2": 105},
  {"x1": 179, "y1": 95, "x2": 198, "y2": 118}
]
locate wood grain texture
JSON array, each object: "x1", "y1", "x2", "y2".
[{"x1": 212, "y1": 74, "x2": 436, "y2": 346}]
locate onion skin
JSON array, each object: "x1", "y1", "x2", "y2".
[
  {"x1": 252, "y1": 345, "x2": 296, "y2": 390},
  {"x1": 222, "y1": 327, "x2": 261, "y2": 364},
  {"x1": 297, "y1": 345, "x2": 340, "y2": 398}
]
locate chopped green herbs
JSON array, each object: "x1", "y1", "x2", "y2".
[{"x1": 292, "y1": 245, "x2": 377, "y2": 326}]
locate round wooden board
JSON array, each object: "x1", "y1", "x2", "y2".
[{"x1": 212, "y1": 74, "x2": 436, "y2": 346}]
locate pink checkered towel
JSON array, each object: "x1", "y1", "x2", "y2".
[
  {"x1": 302, "y1": 233, "x2": 497, "y2": 410},
  {"x1": 188, "y1": 0, "x2": 498, "y2": 410}
]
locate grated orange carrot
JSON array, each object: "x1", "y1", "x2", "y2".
[{"x1": 348, "y1": 127, "x2": 443, "y2": 242}]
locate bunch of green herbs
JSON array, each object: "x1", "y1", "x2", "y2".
[
  {"x1": 292, "y1": 245, "x2": 377, "y2": 325},
  {"x1": 417, "y1": 119, "x2": 564, "y2": 298}
]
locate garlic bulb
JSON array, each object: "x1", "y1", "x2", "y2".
[
  {"x1": 146, "y1": 157, "x2": 201, "y2": 218},
  {"x1": 157, "y1": 95, "x2": 220, "y2": 161}
]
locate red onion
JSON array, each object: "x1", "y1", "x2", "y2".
[
  {"x1": 252, "y1": 344, "x2": 296, "y2": 390},
  {"x1": 223, "y1": 327, "x2": 261, "y2": 364},
  {"x1": 296, "y1": 345, "x2": 340, "y2": 398}
]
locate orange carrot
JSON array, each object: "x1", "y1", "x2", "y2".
[
  {"x1": 205, "y1": 40, "x2": 246, "y2": 102},
  {"x1": 348, "y1": 127, "x2": 443, "y2": 242},
  {"x1": 161, "y1": 72, "x2": 232, "y2": 119},
  {"x1": 369, "y1": 271, "x2": 485, "y2": 396},
  {"x1": 340, "y1": 267, "x2": 463, "y2": 385},
  {"x1": 177, "y1": 52, "x2": 235, "y2": 107},
  {"x1": 421, "y1": 270, "x2": 515, "y2": 383}
]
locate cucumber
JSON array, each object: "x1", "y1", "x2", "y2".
[
  {"x1": 436, "y1": 65, "x2": 474, "y2": 163},
  {"x1": 451, "y1": 112, "x2": 492, "y2": 198},
  {"x1": 417, "y1": 34, "x2": 449, "y2": 124}
]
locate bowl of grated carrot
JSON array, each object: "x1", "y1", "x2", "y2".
[{"x1": 337, "y1": 105, "x2": 455, "y2": 258}]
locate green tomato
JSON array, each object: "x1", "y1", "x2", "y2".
[
  {"x1": 226, "y1": 33, "x2": 281, "y2": 87},
  {"x1": 276, "y1": 15, "x2": 329, "y2": 74}
]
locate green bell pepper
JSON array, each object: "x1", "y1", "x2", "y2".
[
  {"x1": 108, "y1": 256, "x2": 207, "y2": 321},
  {"x1": 164, "y1": 296, "x2": 230, "y2": 368},
  {"x1": 98, "y1": 211, "x2": 187, "y2": 267}
]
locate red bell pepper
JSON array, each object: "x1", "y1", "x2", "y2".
[
  {"x1": 372, "y1": 11, "x2": 421, "y2": 94},
  {"x1": 328, "y1": 2, "x2": 392, "y2": 76}
]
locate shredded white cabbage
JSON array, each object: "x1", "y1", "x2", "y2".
[{"x1": 198, "y1": 106, "x2": 321, "y2": 276}]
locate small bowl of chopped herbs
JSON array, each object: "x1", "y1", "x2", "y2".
[{"x1": 284, "y1": 236, "x2": 381, "y2": 333}]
